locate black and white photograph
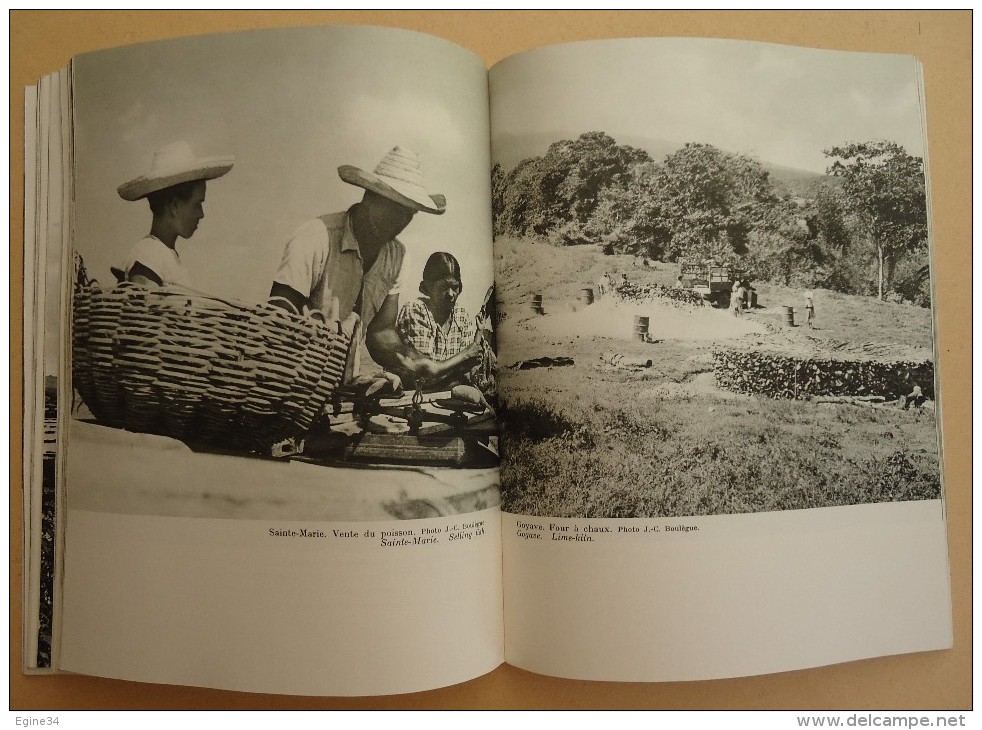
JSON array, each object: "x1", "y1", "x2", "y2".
[
  {"x1": 489, "y1": 38, "x2": 940, "y2": 518},
  {"x1": 67, "y1": 26, "x2": 500, "y2": 521}
]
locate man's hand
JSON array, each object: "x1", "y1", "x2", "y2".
[
  {"x1": 349, "y1": 371, "x2": 403, "y2": 399},
  {"x1": 339, "y1": 311, "x2": 360, "y2": 341}
]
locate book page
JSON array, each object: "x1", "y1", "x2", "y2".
[
  {"x1": 489, "y1": 38, "x2": 951, "y2": 681},
  {"x1": 53, "y1": 64, "x2": 74, "y2": 677},
  {"x1": 23, "y1": 70, "x2": 71, "y2": 673},
  {"x1": 59, "y1": 25, "x2": 502, "y2": 696},
  {"x1": 21, "y1": 79, "x2": 41, "y2": 671}
]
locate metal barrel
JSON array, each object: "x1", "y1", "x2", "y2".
[
  {"x1": 782, "y1": 305, "x2": 795, "y2": 326},
  {"x1": 578, "y1": 287, "x2": 594, "y2": 305},
  {"x1": 633, "y1": 315, "x2": 650, "y2": 342},
  {"x1": 531, "y1": 294, "x2": 544, "y2": 315}
]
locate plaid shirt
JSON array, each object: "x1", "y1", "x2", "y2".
[{"x1": 397, "y1": 298, "x2": 476, "y2": 361}]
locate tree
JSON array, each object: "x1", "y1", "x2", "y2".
[
  {"x1": 812, "y1": 182, "x2": 852, "y2": 254},
  {"x1": 584, "y1": 159, "x2": 671, "y2": 257},
  {"x1": 498, "y1": 157, "x2": 551, "y2": 237},
  {"x1": 745, "y1": 197, "x2": 827, "y2": 286},
  {"x1": 652, "y1": 143, "x2": 777, "y2": 262},
  {"x1": 824, "y1": 141, "x2": 928, "y2": 300},
  {"x1": 539, "y1": 132, "x2": 650, "y2": 229},
  {"x1": 491, "y1": 163, "x2": 507, "y2": 237},
  {"x1": 495, "y1": 132, "x2": 652, "y2": 242}
]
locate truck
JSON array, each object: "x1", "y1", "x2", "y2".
[{"x1": 678, "y1": 263, "x2": 749, "y2": 308}]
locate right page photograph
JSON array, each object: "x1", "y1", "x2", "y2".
[{"x1": 489, "y1": 37, "x2": 951, "y2": 682}]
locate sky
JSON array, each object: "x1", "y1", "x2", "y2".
[
  {"x1": 72, "y1": 25, "x2": 493, "y2": 316},
  {"x1": 489, "y1": 37, "x2": 925, "y2": 174}
]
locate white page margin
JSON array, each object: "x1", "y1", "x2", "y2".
[{"x1": 503, "y1": 502, "x2": 951, "y2": 681}]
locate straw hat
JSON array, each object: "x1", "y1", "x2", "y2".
[
  {"x1": 118, "y1": 142, "x2": 234, "y2": 201},
  {"x1": 338, "y1": 146, "x2": 445, "y2": 215}
]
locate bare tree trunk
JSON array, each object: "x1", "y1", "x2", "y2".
[
  {"x1": 886, "y1": 251, "x2": 897, "y2": 292},
  {"x1": 877, "y1": 244, "x2": 884, "y2": 300}
]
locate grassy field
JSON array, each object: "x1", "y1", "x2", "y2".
[{"x1": 493, "y1": 236, "x2": 941, "y2": 518}]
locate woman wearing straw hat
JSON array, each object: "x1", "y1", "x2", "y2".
[
  {"x1": 269, "y1": 146, "x2": 480, "y2": 389},
  {"x1": 114, "y1": 141, "x2": 234, "y2": 287}
]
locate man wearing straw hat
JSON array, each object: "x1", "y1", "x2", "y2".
[
  {"x1": 114, "y1": 141, "x2": 234, "y2": 287},
  {"x1": 269, "y1": 146, "x2": 480, "y2": 389}
]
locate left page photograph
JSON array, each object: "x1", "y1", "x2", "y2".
[{"x1": 58, "y1": 25, "x2": 502, "y2": 696}]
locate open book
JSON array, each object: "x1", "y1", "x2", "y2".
[{"x1": 23, "y1": 24, "x2": 952, "y2": 697}]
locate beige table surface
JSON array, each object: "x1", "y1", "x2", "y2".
[{"x1": 10, "y1": 10, "x2": 971, "y2": 710}]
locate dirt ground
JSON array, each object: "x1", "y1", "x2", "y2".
[
  {"x1": 67, "y1": 420, "x2": 500, "y2": 521},
  {"x1": 498, "y1": 295, "x2": 767, "y2": 368},
  {"x1": 492, "y1": 237, "x2": 940, "y2": 518}
]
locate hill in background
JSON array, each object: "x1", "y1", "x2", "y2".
[{"x1": 492, "y1": 130, "x2": 828, "y2": 196}]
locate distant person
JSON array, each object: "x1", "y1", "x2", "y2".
[
  {"x1": 113, "y1": 141, "x2": 234, "y2": 287},
  {"x1": 731, "y1": 281, "x2": 745, "y2": 317},
  {"x1": 743, "y1": 279, "x2": 755, "y2": 309},
  {"x1": 804, "y1": 290, "x2": 815, "y2": 328},
  {"x1": 899, "y1": 384, "x2": 926, "y2": 410},
  {"x1": 596, "y1": 274, "x2": 608, "y2": 299}
]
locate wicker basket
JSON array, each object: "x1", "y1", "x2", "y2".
[{"x1": 72, "y1": 281, "x2": 354, "y2": 453}]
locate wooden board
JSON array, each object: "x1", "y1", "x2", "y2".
[{"x1": 345, "y1": 433, "x2": 467, "y2": 466}]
